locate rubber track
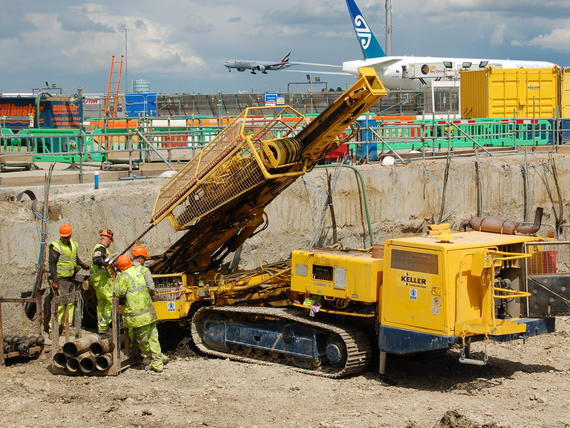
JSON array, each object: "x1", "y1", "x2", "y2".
[{"x1": 191, "y1": 306, "x2": 372, "y2": 378}]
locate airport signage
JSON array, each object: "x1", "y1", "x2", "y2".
[{"x1": 264, "y1": 93, "x2": 278, "y2": 106}]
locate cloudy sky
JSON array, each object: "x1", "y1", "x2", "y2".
[{"x1": 0, "y1": 0, "x2": 568, "y2": 95}]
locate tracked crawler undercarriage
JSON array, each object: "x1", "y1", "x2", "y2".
[{"x1": 191, "y1": 306, "x2": 373, "y2": 378}]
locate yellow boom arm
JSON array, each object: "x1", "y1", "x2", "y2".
[{"x1": 150, "y1": 67, "x2": 386, "y2": 275}]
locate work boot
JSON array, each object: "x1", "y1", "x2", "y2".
[
  {"x1": 149, "y1": 366, "x2": 163, "y2": 374},
  {"x1": 148, "y1": 358, "x2": 164, "y2": 373}
]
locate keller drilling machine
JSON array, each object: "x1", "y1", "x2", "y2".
[{"x1": 123, "y1": 67, "x2": 569, "y2": 377}]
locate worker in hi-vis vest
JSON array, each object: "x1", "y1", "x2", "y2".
[
  {"x1": 89, "y1": 228, "x2": 115, "y2": 334},
  {"x1": 131, "y1": 245, "x2": 155, "y2": 292},
  {"x1": 113, "y1": 255, "x2": 165, "y2": 373},
  {"x1": 48, "y1": 224, "x2": 90, "y2": 330}
]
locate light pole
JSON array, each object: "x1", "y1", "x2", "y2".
[{"x1": 385, "y1": 0, "x2": 392, "y2": 56}]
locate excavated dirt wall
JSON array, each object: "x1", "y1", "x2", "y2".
[
  {"x1": 1, "y1": 152, "x2": 569, "y2": 329},
  {"x1": 242, "y1": 152, "x2": 570, "y2": 267}
]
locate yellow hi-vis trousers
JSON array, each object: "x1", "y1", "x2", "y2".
[
  {"x1": 130, "y1": 322, "x2": 164, "y2": 372},
  {"x1": 93, "y1": 278, "x2": 113, "y2": 332}
]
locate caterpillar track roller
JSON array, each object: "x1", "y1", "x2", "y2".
[{"x1": 191, "y1": 306, "x2": 373, "y2": 378}]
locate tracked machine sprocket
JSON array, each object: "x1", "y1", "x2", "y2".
[{"x1": 191, "y1": 306, "x2": 373, "y2": 378}]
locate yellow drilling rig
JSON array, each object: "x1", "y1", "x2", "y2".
[{"x1": 130, "y1": 68, "x2": 568, "y2": 377}]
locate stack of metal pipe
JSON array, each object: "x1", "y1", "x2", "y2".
[
  {"x1": 52, "y1": 335, "x2": 114, "y2": 374},
  {"x1": 3, "y1": 335, "x2": 45, "y2": 356}
]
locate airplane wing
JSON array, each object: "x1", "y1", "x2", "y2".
[
  {"x1": 287, "y1": 62, "x2": 343, "y2": 69},
  {"x1": 365, "y1": 57, "x2": 403, "y2": 67},
  {"x1": 257, "y1": 61, "x2": 344, "y2": 70},
  {"x1": 343, "y1": 57, "x2": 403, "y2": 68},
  {"x1": 286, "y1": 70, "x2": 352, "y2": 76}
]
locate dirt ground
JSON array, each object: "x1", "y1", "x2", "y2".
[
  {"x1": 0, "y1": 318, "x2": 568, "y2": 428},
  {"x1": 1, "y1": 155, "x2": 570, "y2": 427}
]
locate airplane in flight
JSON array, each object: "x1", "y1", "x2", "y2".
[
  {"x1": 224, "y1": 51, "x2": 293, "y2": 74},
  {"x1": 224, "y1": 51, "x2": 342, "y2": 76},
  {"x1": 340, "y1": 0, "x2": 556, "y2": 90}
]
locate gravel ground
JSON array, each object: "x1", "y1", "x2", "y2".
[{"x1": 1, "y1": 317, "x2": 568, "y2": 428}]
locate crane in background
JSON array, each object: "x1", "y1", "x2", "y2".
[{"x1": 104, "y1": 56, "x2": 124, "y2": 118}]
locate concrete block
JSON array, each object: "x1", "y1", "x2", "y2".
[
  {"x1": 106, "y1": 150, "x2": 143, "y2": 162},
  {"x1": 149, "y1": 148, "x2": 198, "y2": 162},
  {"x1": 0, "y1": 154, "x2": 33, "y2": 164},
  {"x1": 0, "y1": 146, "x2": 33, "y2": 165}
]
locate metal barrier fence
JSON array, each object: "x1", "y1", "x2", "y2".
[
  {"x1": 0, "y1": 128, "x2": 211, "y2": 166},
  {"x1": 351, "y1": 118, "x2": 566, "y2": 162},
  {"x1": 368, "y1": 119, "x2": 552, "y2": 149},
  {"x1": 1, "y1": 118, "x2": 569, "y2": 169}
]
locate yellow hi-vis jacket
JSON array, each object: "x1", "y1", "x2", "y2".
[
  {"x1": 113, "y1": 266, "x2": 157, "y2": 329},
  {"x1": 90, "y1": 243, "x2": 111, "y2": 284},
  {"x1": 50, "y1": 239, "x2": 79, "y2": 278}
]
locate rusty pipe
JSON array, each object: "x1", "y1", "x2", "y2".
[
  {"x1": 62, "y1": 334, "x2": 100, "y2": 357},
  {"x1": 95, "y1": 353, "x2": 113, "y2": 371},
  {"x1": 462, "y1": 216, "x2": 517, "y2": 234},
  {"x1": 89, "y1": 338, "x2": 114, "y2": 356},
  {"x1": 77, "y1": 351, "x2": 96, "y2": 374},
  {"x1": 66, "y1": 357, "x2": 80, "y2": 373},
  {"x1": 460, "y1": 207, "x2": 543, "y2": 235},
  {"x1": 516, "y1": 207, "x2": 544, "y2": 234},
  {"x1": 52, "y1": 352, "x2": 67, "y2": 370}
]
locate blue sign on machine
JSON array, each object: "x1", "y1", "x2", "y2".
[{"x1": 264, "y1": 93, "x2": 278, "y2": 106}]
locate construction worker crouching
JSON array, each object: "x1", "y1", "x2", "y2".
[
  {"x1": 90, "y1": 228, "x2": 115, "y2": 335},
  {"x1": 48, "y1": 224, "x2": 90, "y2": 331},
  {"x1": 114, "y1": 254, "x2": 165, "y2": 373}
]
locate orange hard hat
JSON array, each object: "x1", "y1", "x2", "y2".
[
  {"x1": 131, "y1": 245, "x2": 148, "y2": 258},
  {"x1": 99, "y1": 228, "x2": 114, "y2": 241},
  {"x1": 59, "y1": 224, "x2": 73, "y2": 237},
  {"x1": 116, "y1": 255, "x2": 132, "y2": 271}
]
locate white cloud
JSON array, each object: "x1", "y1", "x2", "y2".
[
  {"x1": 20, "y1": 7, "x2": 207, "y2": 75},
  {"x1": 524, "y1": 27, "x2": 570, "y2": 53}
]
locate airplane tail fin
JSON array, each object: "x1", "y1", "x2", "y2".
[
  {"x1": 281, "y1": 51, "x2": 292, "y2": 63},
  {"x1": 345, "y1": 0, "x2": 386, "y2": 59},
  {"x1": 278, "y1": 51, "x2": 292, "y2": 69}
]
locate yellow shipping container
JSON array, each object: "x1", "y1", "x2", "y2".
[
  {"x1": 561, "y1": 68, "x2": 570, "y2": 118},
  {"x1": 461, "y1": 67, "x2": 559, "y2": 118}
]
